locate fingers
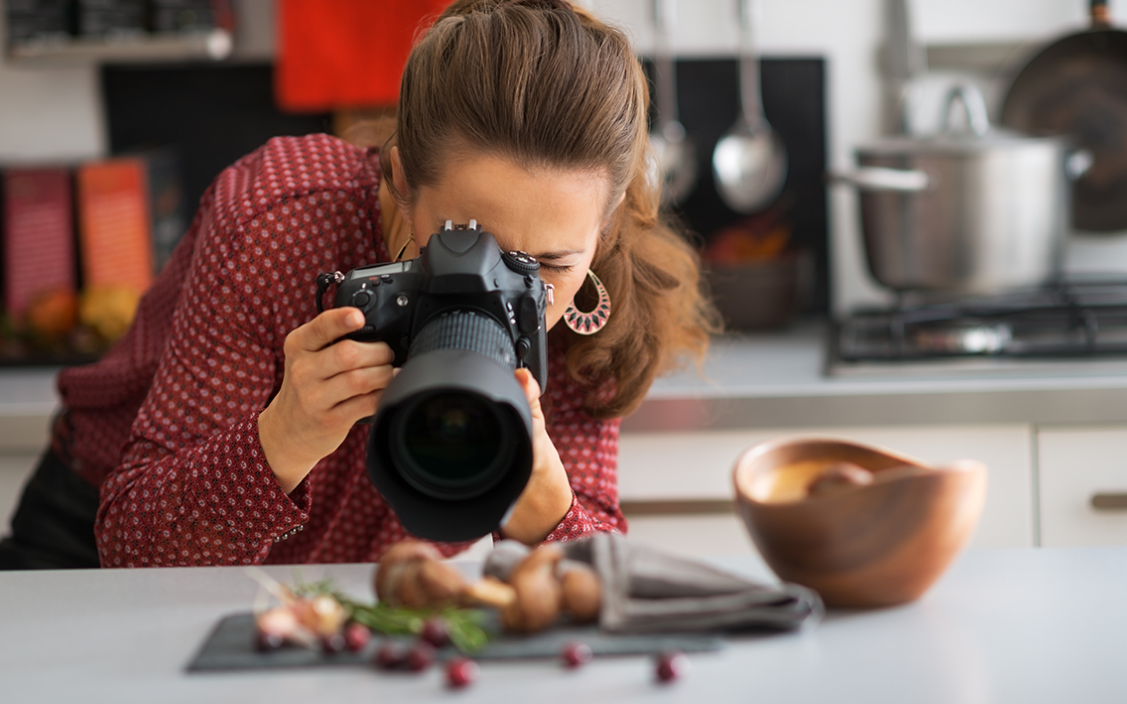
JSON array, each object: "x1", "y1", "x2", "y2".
[
  {"x1": 286, "y1": 310, "x2": 395, "y2": 378},
  {"x1": 322, "y1": 363, "x2": 397, "y2": 409},
  {"x1": 514, "y1": 368, "x2": 542, "y2": 404},
  {"x1": 514, "y1": 368, "x2": 546, "y2": 426},
  {"x1": 323, "y1": 338, "x2": 395, "y2": 379},
  {"x1": 297, "y1": 307, "x2": 365, "y2": 352}
]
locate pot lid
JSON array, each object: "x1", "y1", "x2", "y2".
[
  {"x1": 856, "y1": 128, "x2": 1068, "y2": 155},
  {"x1": 857, "y1": 83, "x2": 1070, "y2": 155}
]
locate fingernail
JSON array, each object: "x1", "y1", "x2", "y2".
[{"x1": 348, "y1": 311, "x2": 364, "y2": 328}]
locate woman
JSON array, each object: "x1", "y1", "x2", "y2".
[{"x1": 0, "y1": 0, "x2": 718, "y2": 569}]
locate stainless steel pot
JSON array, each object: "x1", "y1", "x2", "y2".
[{"x1": 836, "y1": 85, "x2": 1085, "y2": 295}]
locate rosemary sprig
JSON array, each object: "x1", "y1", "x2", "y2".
[
  {"x1": 338, "y1": 598, "x2": 492, "y2": 655},
  {"x1": 287, "y1": 573, "x2": 492, "y2": 654}
]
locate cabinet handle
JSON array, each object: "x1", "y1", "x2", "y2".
[{"x1": 1090, "y1": 493, "x2": 1127, "y2": 511}]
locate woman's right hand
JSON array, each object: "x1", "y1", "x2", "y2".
[{"x1": 258, "y1": 307, "x2": 396, "y2": 493}]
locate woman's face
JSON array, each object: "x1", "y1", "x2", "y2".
[{"x1": 392, "y1": 147, "x2": 617, "y2": 331}]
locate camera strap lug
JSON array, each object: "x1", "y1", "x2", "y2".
[{"x1": 316, "y1": 271, "x2": 345, "y2": 313}]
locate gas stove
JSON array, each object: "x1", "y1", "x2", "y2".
[{"x1": 828, "y1": 277, "x2": 1127, "y2": 377}]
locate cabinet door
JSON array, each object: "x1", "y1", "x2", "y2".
[
  {"x1": 1037, "y1": 427, "x2": 1127, "y2": 547},
  {"x1": 618, "y1": 424, "x2": 1034, "y2": 552}
]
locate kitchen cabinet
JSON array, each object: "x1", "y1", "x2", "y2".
[
  {"x1": 1037, "y1": 426, "x2": 1127, "y2": 547},
  {"x1": 619, "y1": 424, "x2": 1035, "y2": 552}
]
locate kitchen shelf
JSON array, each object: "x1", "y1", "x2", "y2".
[{"x1": 6, "y1": 28, "x2": 232, "y2": 67}]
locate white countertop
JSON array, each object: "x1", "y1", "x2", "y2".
[
  {"x1": 3, "y1": 547, "x2": 1126, "y2": 703},
  {"x1": 5, "y1": 319, "x2": 1127, "y2": 450},
  {"x1": 627, "y1": 320, "x2": 1127, "y2": 431}
]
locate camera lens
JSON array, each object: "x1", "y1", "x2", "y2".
[{"x1": 394, "y1": 390, "x2": 513, "y2": 498}]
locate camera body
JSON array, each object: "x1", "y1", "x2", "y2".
[
  {"x1": 330, "y1": 220, "x2": 549, "y2": 392},
  {"x1": 320, "y1": 221, "x2": 551, "y2": 542}
]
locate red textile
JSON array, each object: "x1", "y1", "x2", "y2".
[
  {"x1": 55, "y1": 134, "x2": 625, "y2": 568},
  {"x1": 275, "y1": 0, "x2": 451, "y2": 112}
]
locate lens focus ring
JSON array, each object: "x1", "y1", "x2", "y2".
[{"x1": 408, "y1": 311, "x2": 516, "y2": 370}]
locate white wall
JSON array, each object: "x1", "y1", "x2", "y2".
[
  {"x1": 0, "y1": 6, "x2": 105, "y2": 163},
  {"x1": 4, "y1": 0, "x2": 1127, "y2": 312}
]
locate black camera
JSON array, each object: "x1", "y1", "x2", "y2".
[{"x1": 317, "y1": 221, "x2": 551, "y2": 542}]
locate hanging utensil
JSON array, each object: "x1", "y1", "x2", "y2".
[
  {"x1": 647, "y1": 0, "x2": 697, "y2": 206},
  {"x1": 712, "y1": 0, "x2": 788, "y2": 213},
  {"x1": 1001, "y1": 0, "x2": 1127, "y2": 232},
  {"x1": 883, "y1": 0, "x2": 927, "y2": 135}
]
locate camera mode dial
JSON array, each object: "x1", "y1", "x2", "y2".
[{"x1": 502, "y1": 250, "x2": 540, "y2": 276}]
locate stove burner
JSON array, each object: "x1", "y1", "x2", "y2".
[{"x1": 836, "y1": 278, "x2": 1127, "y2": 361}]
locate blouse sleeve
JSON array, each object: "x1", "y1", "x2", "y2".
[
  {"x1": 540, "y1": 406, "x2": 626, "y2": 543},
  {"x1": 96, "y1": 180, "x2": 366, "y2": 567}
]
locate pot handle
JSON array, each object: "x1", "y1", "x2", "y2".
[
  {"x1": 1092, "y1": 0, "x2": 1112, "y2": 29},
  {"x1": 1067, "y1": 149, "x2": 1094, "y2": 181},
  {"x1": 831, "y1": 167, "x2": 930, "y2": 192},
  {"x1": 939, "y1": 84, "x2": 990, "y2": 138}
]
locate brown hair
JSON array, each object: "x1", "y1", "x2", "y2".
[{"x1": 382, "y1": 0, "x2": 719, "y2": 419}]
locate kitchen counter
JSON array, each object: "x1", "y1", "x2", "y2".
[
  {"x1": 3, "y1": 546, "x2": 1127, "y2": 703},
  {"x1": 5, "y1": 319, "x2": 1127, "y2": 450},
  {"x1": 625, "y1": 319, "x2": 1127, "y2": 432}
]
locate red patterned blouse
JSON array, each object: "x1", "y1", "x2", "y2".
[{"x1": 54, "y1": 134, "x2": 626, "y2": 568}]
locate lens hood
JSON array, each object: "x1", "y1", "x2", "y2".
[{"x1": 367, "y1": 348, "x2": 534, "y2": 542}]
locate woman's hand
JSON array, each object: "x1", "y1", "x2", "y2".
[
  {"x1": 499, "y1": 368, "x2": 575, "y2": 545},
  {"x1": 258, "y1": 308, "x2": 396, "y2": 493}
]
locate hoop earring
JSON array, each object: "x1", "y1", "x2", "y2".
[{"x1": 564, "y1": 270, "x2": 611, "y2": 335}]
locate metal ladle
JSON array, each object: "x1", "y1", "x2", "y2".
[
  {"x1": 712, "y1": 0, "x2": 787, "y2": 213},
  {"x1": 648, "y1": 0, "x2": 697, "y2": 206}
]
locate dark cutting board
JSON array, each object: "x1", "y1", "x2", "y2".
[{"x1": 187, "y1": 612, "x2": 725, "y2": 672}]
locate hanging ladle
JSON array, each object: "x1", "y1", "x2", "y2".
[
  {"x1": 648, "y1": 0, "x2": 697, "y2": 206},
  {"x1": 712, "y1": 0, "x2": 788, "y2": 213}
]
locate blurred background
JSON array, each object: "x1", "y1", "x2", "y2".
[{"x1": 2, "y1": 0, "x2": 1127, "y2": 362}]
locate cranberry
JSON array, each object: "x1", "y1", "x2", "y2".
[
  {"x1": 255, "y1": 630, "x2": 285, "y2": 652},
  {"x1": 445, "y1": 657, "x2": 480, "y2": 688},
  {"x1": 560, "y1": 641, "x2": 593, "y2": 668},
  {"x1": 374, "y1": 641, "x2": 408, "y2": 670},
  {"x1": 406, "y1": 642, "x2": 436, "y2": 672},
  {"x1": 420, "y1": 617, "x2": 450, "y2": 648},
  {"x1": 320, "y1": 633, "x2": 347, "y2": 654},
  {"x1": 655, "y1": 650, "x2": 689, "y2": 683},
  {"x1": 344, "y1": 623, "x2": 371, "y2": 652}
]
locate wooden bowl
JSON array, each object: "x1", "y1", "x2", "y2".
[{"x1": 732, "y1": 437, "x2": 987, "y2": 608}]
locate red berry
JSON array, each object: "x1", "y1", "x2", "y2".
[
  {"x1": 420, "y1": 617, "x2": 450, "y2": 648},
  {"x1": 561, "y1": 641, "x2": 593, "y2": 668},
  {"x1": 445, "y1": 657, "x2": 479, "y2": 688},
  {"x1": 406, "y1": 642, "x2": 436, "y2": 672},
  {"x1": 255, "y1": 630, "x2": 285, "y2": 652},
  {"x1": 374, "y1": 641, "x2": 408, "y2": 670},
  {"x1": 655, "y1": 651, "x2": 689, "y2": 683},
  {"x1": 344, "y1": 623, "x2": 371, "y2": 652},
  {"x1": 320, "y1": 633, "x2": 347, "y2": 654}
]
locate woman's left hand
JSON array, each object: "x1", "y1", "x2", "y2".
[{"x1": 499, "y1": 369, "x2": 575, "y2": 545}]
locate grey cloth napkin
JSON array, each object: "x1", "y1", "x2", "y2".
[{"x1": 483, "y1": 534, "x2": 823, "y2": 634}]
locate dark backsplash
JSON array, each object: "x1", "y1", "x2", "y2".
[{"x1": 651, "y1": 57, "x2": 829, "y2": 313}]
